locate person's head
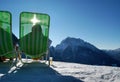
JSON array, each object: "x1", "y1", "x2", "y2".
[
  {"x1": 16, "y1": 43, "x2": 19, "y2": 47},
  {"x1": 15, "y1": 43, "x2": 19, "y2": 51},
  {"x1": 32, "y1": 24, "x2": 42, "y2": 32}
]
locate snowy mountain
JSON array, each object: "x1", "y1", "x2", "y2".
[
  {"x1": 56, "y1": 37, "x2": 98, "y2": 52},
  {"x1": 50, "y1": 37, "x2": 120, "y2": 66}
]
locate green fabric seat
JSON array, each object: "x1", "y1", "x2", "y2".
[
  {"x1": 20, "y1": 12, "x2": 50, "y2": 58},
  {"x1": 0, "y1": 11, "x2": 14, "y2": 58}
]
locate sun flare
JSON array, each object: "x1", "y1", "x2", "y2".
[{"x1": 30, "y1": 14, "x2": 40, "y2": 26}]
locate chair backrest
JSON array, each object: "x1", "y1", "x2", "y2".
[
  {"x1": 0, "y1": 11, "x2": 14, "y2": 58},
  {"x1": 20, "y1": 12, "x2": 50, "y2": 58}
]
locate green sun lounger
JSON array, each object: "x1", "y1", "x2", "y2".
[
  {"x1": 20, "y1": 12, "x2": 50, "y2": 59},
  {"x1": 0, "y1": 11, "x2": 14, "y2": 58}
]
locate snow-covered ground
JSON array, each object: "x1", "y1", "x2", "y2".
[
  {"x1": 0, "y1": 59, "x2": 120, "y2": 82},
  {"x1": 52, "y1": 61, "x2": 120, "y2": 82}
]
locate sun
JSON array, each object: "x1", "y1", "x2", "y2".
[{"x1": 30, "y1": 14, "x2": 40, "y2": 26}]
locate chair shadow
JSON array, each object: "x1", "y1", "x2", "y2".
[
  {"x1": 0, "y1": 62, "x2": 83, "y2": 82},
  {"x1": 0, "y1": 62, "x2": 12, "y2": 74}
]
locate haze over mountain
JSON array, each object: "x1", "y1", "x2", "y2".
[{"x1": 104, "y1": 48, "x2": 120, "y2": 62}]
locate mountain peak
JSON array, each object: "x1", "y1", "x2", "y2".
[
  {"x1": 61, "y1": 37, "x2": 97, "y2": 50},
  {"x1": 61, "y1": 37, "x2": 84, "y2": 46},
  {"x1": 57, "y1": 37, "x2": 98, "y2": 51}
]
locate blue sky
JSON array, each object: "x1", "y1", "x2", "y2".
[{"x1": 0, "y1": 0, "x2": 120, "y2": 49}]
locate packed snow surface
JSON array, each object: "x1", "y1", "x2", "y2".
[
  {"x1": 52, "y1": 61, "x2": 120, "y2": 82},
  {"x1": 0, "y1": 59, "x2": 120, "y2": 82}
]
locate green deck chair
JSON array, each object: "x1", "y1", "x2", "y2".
[
  {"x1": 0, "y1": 11, "x2": 14, "y2": 58},
  {"x1": 20, "y1": 12, "x2": 50, "y2": 59}
]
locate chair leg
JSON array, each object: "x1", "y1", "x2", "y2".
[{"x1": 45, "y1": 54, "x2": 47, "y2": 64}]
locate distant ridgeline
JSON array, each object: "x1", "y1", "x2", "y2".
[{"x1": 49, "y1": 37, "x2": 120, "y2": 67}]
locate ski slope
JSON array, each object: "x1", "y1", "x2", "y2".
[{"x1": 0, "y1": 59, "x2": 120, "y2": 82}]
